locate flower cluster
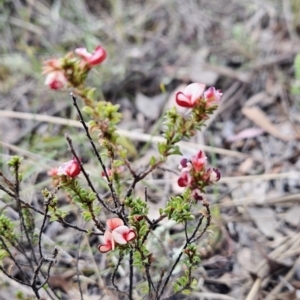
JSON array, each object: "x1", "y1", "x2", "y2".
[
  {"x1": 43, "y1": 45, "x2": 107, "y2": 90},
  {"x1": 98, "y1": 218, "x2": 136, "y2": 253},
  {"x1": 178, "y1": 151, "x2": 221, "y2": 200},
  {"x1": 175, "y1": 83, "x2": 222, "y2": 108}
]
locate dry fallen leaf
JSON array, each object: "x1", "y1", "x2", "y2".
[
  {"x1": 226, "y1": 127, "x2": 264, "y2": 142},
  {"x1": 248, "y1": 207, "x2": 279, "y2": 239},
  {"x1": 242, "y1": 106, "x2": 296, "y2": 141}
]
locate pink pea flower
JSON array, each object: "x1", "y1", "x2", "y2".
[
  {"x1": 203, "y1": 87, "x2": 223, "y2": 105},
  {"x1": 44, "y1": 70, "x2": 68, "y2": 90},
  {"x1": 57, "y1": 157, "x2": 81, "y2": 178},
  {"x1": 98, "y1": 230, "x2": 115, "y2": 253},
  {"x1": 178, "y1": 172, "x2": 192, "y2": 187},
  {"x1": 205, "y1": 168, "x2": 221, "y2": 183},
  {"x1": 178, "y1": 158, "x2": 192, "y2": 173},
  {"x1": 98, "y1": 218, "x2": 137, "y2": 253},
  {"x1": 106, "y1": 218, "x2": 124, "y2": 231},
  {"x1": 175, "y1": 83, "x2": 206, "y2": 108},
  {"x1": 191, "y1": 151, "x2": 207, "y2": 172},
  {"x1": 75, "y1": 45, "x2": 107, "y2": 67},
  {"x1": 112, "y1": 225, "x2": 136, "y2": 245}
]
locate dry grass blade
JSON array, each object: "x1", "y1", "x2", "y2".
[{"x1": 0, "y1": 110, "x2": 246, "y2": 158}]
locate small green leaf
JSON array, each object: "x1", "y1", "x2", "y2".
[
  {"x1": 82, "y1": 106, "x2": 94, "y2": 116},
  {"x1": 149, "y1": 156, "x2": 156, "y2": 166},
  {"x1": 82, "y1": 211, "x2": 92, "y2": 221},
  {"x1": 157, "y1": 142, "x2": 166, "y2": 155},
  {"x1": 86, "y1": 87, "x2": 96, "y2": 101},
  {"x1": 168, "y1": 145, "x2": 182, "y2": 156},
  {"x1": 0, "y1": 250, "x2": 9, "y2": 260},
  {"x1": 50, "y1": 215, "x2": 58, "y2": 222},
  {"x1": 112, "y1": 160, "x2": 124, "y2": 168},
  {"x1": 182, "y1": 289, "x2": 191, "y2": 295},
  {"x1": 294, "y1": 53, "x2": 300, "y2": 80}
]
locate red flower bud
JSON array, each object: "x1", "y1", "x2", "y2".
[
  {"x1": 203, "y1": 87, "x2": 223, "y2": 105},
  {"x1": 191, "y1": 151, "x2": 207, "y2": 172},
  {"x1": 178, "y1": 172, "x2": 191, "y2": 187},
  {"x1": 44, "y1": 70, "x2": 67, "y2": 90},
  {"x1": 57, "y1": 157, "x2": 81, "y2": 178}
]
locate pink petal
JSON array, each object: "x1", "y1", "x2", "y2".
[
  {"x1": 44, "y1": 71, "x2": 67, "y2": 90},
  {"x1": 191, "y1": 151, "x2": 207, "y2": 172},
  {"x1": 106, "y1": 218, "x2": 124, "y2": 231},
  {"x1": 126, "y1": 230, "x2": 136, "y2": 242},
  {"x1": 88, "y1": 46, "x2": 107, "y2": 66},
  {"x1": 112, "y1": 226, "x2": 129, "y2": 244},
  {"x1": 184, "y1": 83, "x2": 206, "y2": 103},
  {"x1": 65, "y1": 159, "x2": 80, "y2": 178},
  {"x1": 204, "y1": 87, "x2": 223, "y2": 104},
  {"x1": 101, "y1": 230, "x2": 114, "y2": 251},
  {"x1": 103, "y1": 230, "x2": 113, "y2": 243},
  {"x1": 98, "y1": 244, "x2": 112, "y2": 253},
  {"x1": 57, "y1": 160, "x2": 71, "y2": 176},
  {"x1": 75, "y1": 47, "x2": 92, "y2": 59},
  {"x1": 210, "y1": 168, "x2": 221, "y2": 182},
  {"x1": 48, "y1": 168, "x2": 58, "y2": 177},
  {"x1": 175, "y1": 92, "x2": 194, "y2": 108}
]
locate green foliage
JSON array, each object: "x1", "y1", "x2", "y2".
[
  {"x1": 132, "y1": 244, "x2": 150, "y2": 271},
  {"x1": 7, "y1": 156, "x2": 23, "y2": 175},
  {"x1": 292, "y1": 53, "x2": 300, "y2": 95},
  {"x1": 173, "y1": 245, "x2": 200, "y2": 294},
  {"x1": 82, "y1": 105, "x2": 95, "y2": 116},
  {"x1": 82, "y1": 211, "x2": 92, "y2": 221},
  {"x1": 0, "y1": 249, "x2": 9, "y2": 261},
  {"x1": 43, "y1": 189, "x2": 69, "y2": 222},
  {"x1": 149, "y1": 155, "x2": 157, "y2": 166},
  {"x1": 7, "y1": 156, "x2": 23, "y2": 168},
  {"x1": 21, "y1": 207, "x2": 35, "y2": 237},
  {"x1": 60, "y1": 177, "x2": 96, "y2": 207},
  {"x1": 0, "y1": 214, "x2": 16, "y2": 242},
  {"x1": 294, "y1": 53, "x2": 300, "y2": 80},
  {"x1": 15, "y1": 291, "x2": 35, "y2": 300},
  {"x1": 157, "y1": 142, "x2": 167, "y2": 156},
  {"x1": 112, "y1": 159, "x2": 124, "y2": 168},
  {"x1": 164, "y1": 193, "x2": 194, "y2": 223},
  {"x1": 125, "y1": 196, "x2": 149, "y2": 217}
]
